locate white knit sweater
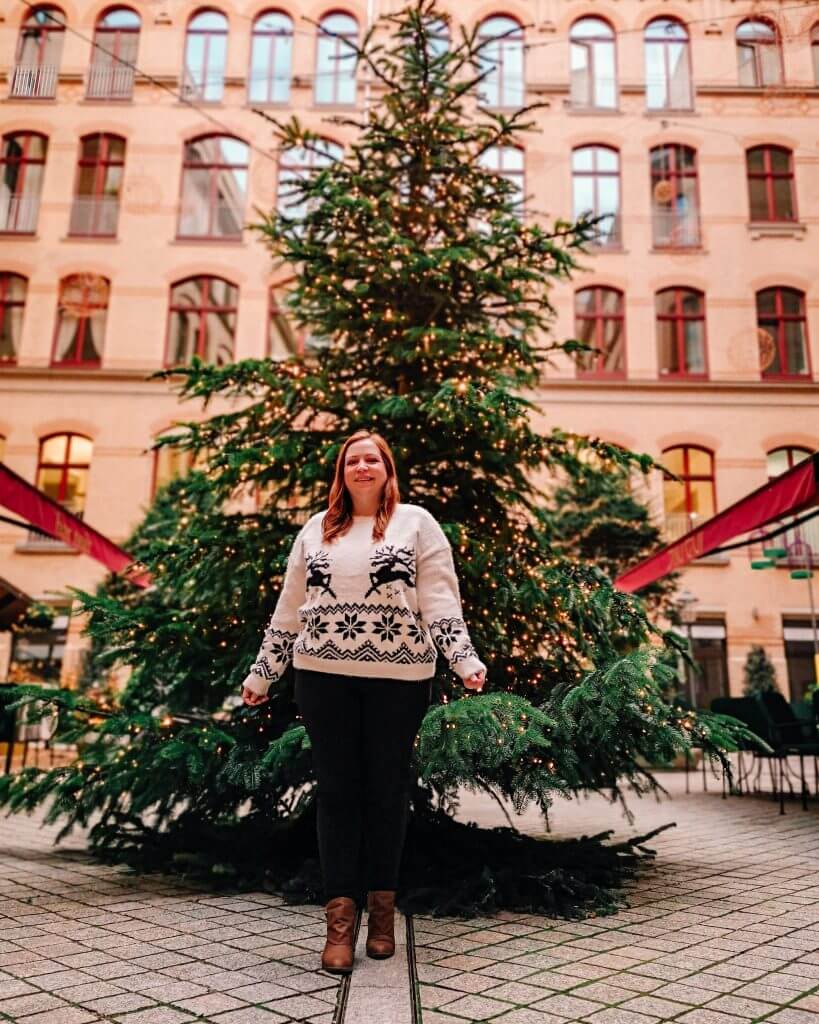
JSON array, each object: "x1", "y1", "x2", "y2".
[{"x1": 241, "y1": 503, "x2": 486, "y2": 693}]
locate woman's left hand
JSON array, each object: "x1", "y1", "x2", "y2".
[{"x1": 463, "y1": 670, "x2": 486, "y2": 692}]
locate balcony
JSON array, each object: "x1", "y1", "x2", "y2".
[
  {"x1": 68, "y1": 196, "x2": 120, "y2": 237},
  {"x1": 771, "y1": 515, "x2": 819, "y2": 569},
  {"x1": 177, "y1": 199, "x2": 245, "y2": 240},
  {"x1": 10, "y1": 64, "x2": 58, "y2": 99},
  {"x1": 664, "y1": 512, "x2": 729, "y2": 564},
  {"x1": 0, "y1": 194, "x2": 40, "y2": 234},
  {"x1": 652, "y1": 209, "x2": 700, "y2": 248},
  {"x1": 85, "y1": 62, "x2": 135, "y2": 101}
]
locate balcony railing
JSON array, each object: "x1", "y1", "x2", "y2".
[
  {"x1": 0, "y1": 193, "x2": 40, "y2": 234},
  {"x1": 10, "y1": 64, "x2": 58, "y2": 99},
  {"x1": 85, "y1": 62, "x2": 135, "y2": 100},
  {"x1": 177, "y1": 199, "x2": 245, "y2": 240},
  {"x1": 68, "y1": 196, "x2": 120, "y2": 237},
  {"x1": 773, "y1": 515, "x2": 819, "y2": 569},
  {"x1": 652, "y1": 209, "x2": 701, "y2": 248},
  {"x1": 664, "y1": 512, "x2": 729, "y2": 563}
]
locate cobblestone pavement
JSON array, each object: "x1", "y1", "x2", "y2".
[
  {"x1": 0, "y1": 814, "x2": 343, "y2": 1024},
  {"x1": 416, "y1": 764, "x2": 819, "y2": 1023},
  {"x1": 1, "y1": 764, "x2": 817, "y2": 1024}
]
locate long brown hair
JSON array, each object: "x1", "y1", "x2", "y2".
[{"x1": 322, "y1": 430, "x2": 400, "y2": 543}]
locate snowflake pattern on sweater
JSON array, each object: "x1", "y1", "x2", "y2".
[{"x1": 241, "y1": 504, "x2": 486, "y2": 693}]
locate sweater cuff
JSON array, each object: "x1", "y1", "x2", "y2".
[
  {"x1": 241, "y1": 671, "x2": 273, "y2": 697},
  {"x1": 451, "y1": 653, "x2": 487, "y2": 681}
]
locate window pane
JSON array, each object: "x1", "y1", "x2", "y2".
[
  {"x1": 645, "y1": 44, "x2": 666, "y2": 109},
  {"x1": 601, "y1": 318, "x2": 624, "y2": 371},
  {"x1": 667, "y1": 42, "x2": 691, "y2": 107},
  {"x1": 574, "y1": 289, "x2": 596, "y2": 316},
  {"x1": 63, "y1": 466, "x2": 88, "y2": 513},
  {"x1": 598, "y1": 288, "x2": 621, "y2": 316},
  {"x1": 759, "y1": 43, "x2": 782, "y2": 85},
  {"x1": 784, "y1": 321, "x2": 807, "y2": 374},
  {"x1": 748, "y1": 177, "x2": 769, "y2": 220},
  {"x1": 663, "y1": 477, "x2": 687, "y2": 515},
  {"x1": 657, "y1": 317, "x2": 678, "y2": 373},
  {"x1": 68, "y1": 435, "x2": 93, "y2": 463},
  {"x1": 37, "y1": 466, "x2": 64, "y2": 502},
  {"x1": 40, "y1": 434, "x2": 68, "y2": 463},
  {"x1": 780, "y1": 289, "x2": 802, "y2": 315},
  {"x1": 204, "y1": 311, "x2": 235, "y2": 364},
  {"x1": 170, "y1": 309, "x2": 197, "y2": 363},
  {"x1": 572, "y1": 175, "x2": 594, "y2": 219},
  {"x1": 772, "y1": 176, "x2": 794, "y2": 219},
  {"x1": 766, "y1": 449, "x2": 790, "y2": 478},
  {"x1": 756, "y1": 288, "x2": 776, "y2": 315},
  {"x1": 655, "y1": 289, "x2": 676, "y2": 317},
  {"x1": 687, "y1": 448, "x2": 712, "y2": 476},
  {"x1": 683, "y1": 320, "x2": 705, "y2": 373},
  {"x1": 737, "y1": 43, "x2": 757, "y2": 86},
  {"x1": 769, "y1": 147, "x2": 790, "y2": 174},
  {"x1": 689, "y1": 478, "x2": 715, "y2": 516},
  {"x1": 594, "y1": 43, "x2": 616, "y2": 107},
  {"x1": 746, "y1": 148, "x2": 765, "y2": 173}
]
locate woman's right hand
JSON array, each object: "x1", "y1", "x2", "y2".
[{"x1": 242, "y1": 686, "x2": 270, "y2": 706}]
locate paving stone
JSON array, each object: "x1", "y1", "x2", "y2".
[
  {"x1": 435, "y1": 992, "x2": 521, "y2": 1019},
  {"x1": 767, "y1": 1010, "x2": 819, "y2": 1024},
  {"x1": 113, "y1": 1009, "x2": 196, "y2": 1024},
  {"x1": 582, "y1": 1010, "x2": 661, "y2": 1024},
  {"x1": 16, "y1": 1008, "x2": 99, "y2": 1024},
  {"x1": 676, "y1": 1011, "x2": 756, "y2": 1024},
  {"x1": 263, "y1": 993, "x2": 330, "y2": 1016},
  {"x1": 482, "y1": 980, "x2": 563, "y2": 1004},
  {"x1": 532, "y1": 991, "x2": 604, "y2": 1017},
  {"x1": 0, "y1": 991, "x2": 68, "y2": 1015},
  {"x1": 211, "y1": 1009, "x2": 290, "y2": 1024}
]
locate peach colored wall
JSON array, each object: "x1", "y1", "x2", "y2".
[{"x1": 1, "y1": 1, "x2": 818, "y2": 696}]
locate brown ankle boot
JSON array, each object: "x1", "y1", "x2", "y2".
[
  {"x1": 366, "y1": 890, "x2": 396, "y2": 959},
  {"x1": 321, "y1": 896, "x2": 357, "y2": 974}
]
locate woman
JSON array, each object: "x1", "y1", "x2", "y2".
[{"x1": 241, "y1": 430, "x2": 486, "y2": 974}]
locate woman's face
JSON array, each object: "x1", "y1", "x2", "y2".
[{"x1": 343, "y1": 439, "x2": 388, "y2": 503}]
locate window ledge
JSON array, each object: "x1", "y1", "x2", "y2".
[
  {"x1": 650, "y1": 246, "x2": 707, "y2": 255},
  {"x1": 748, "y1": 221, "x2": 806, "y2": 240},
  {"x1": 643, "y1": 107, "x2": 697, "y2": 116},
  {"x1": 0, "y1": 232, "x2": 38, "y2": 240},
  {"x1": 15, "y1": 540, "x2": 79, "y2": 555},
  {"x1": 172, "y1": 237, "x2": 246, "y2": 246},
  {"x1": 566, "y1": 105, "x2": 621, "y2": 116},
  {"x1": 61, "y1": 235, "x2": 119, "y2": 244}
]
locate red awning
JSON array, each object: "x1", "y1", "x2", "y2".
[
  {"x1": 615, "y1": 452, "x2": 819, "y2": 593},
  {"x1": 0, "y1": 463, "x2": 150, "y2": 589}
]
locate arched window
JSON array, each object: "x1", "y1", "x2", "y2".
[
  {"x1": 52, "y1": 274, "x2": 108, "y2": 367},
  {"x1": 656, "y1": 287, "x2": 706, "y2": 377},
  {"x1": 166, "y1": 276, "x2": 238, "y2": 366},
  {"x1": 650, "y1": 144, "x2": 700, "y2": 248},
  {"x1": 736, "y1": 19, "x2": 783, "y2": 87},
  {"x1": 87, "y1": 8, "x2": 140, "y2": 99},
  {"x1": 178, "y1": 134, "x2": 248, "y2": 239},
  {"x1": 12, "y1": 5, "x2": 65, "y2": 99},
  {"x1": 746, "y1": 146, "x2": 796, "y2": 223},
  {"x1": 477, "y1": 16, "x2": 524, "y2": 108},
  {"x1": 662, "y1": 445, "x2": 716, "y2": 538},
  {"x1": 479, "y1": 145, "x2": 525, "y2": 218},
  {"x1": 69, "y1": 134, "x2": 125, "y2": 238},
  {"x1": 0, "y1": 273, "x2": 27, "y2": 364},
  {"x1": 1, "y1": 132, "x2": 47, "y2": 234},
  {"x1": 183, "y1": 9, "x2": 228, "y2": 102},
  {"x1": 767, "y1": 446, "x2": 812, "y2": 479},
  {"x1": 277, "y1": 139, "x2": 343, "y2": 221},
  {"x1": 756, "y1": 287, "x2": 809, "y2": 378},
  {"x1": 315, "y1": 12, "x2": 358, "y2": 105},
  {"x1": 574, "y1": 286, "x2": 625, "y2": 377},
  {"x1": 249, "y1": 10, "x2": 293, "y2": 103},
  {"x1": 572, "y1": 146, "x2": 620, "y2": 247},
  {"x1": 812, "y1": 25, "x2": 819, "y2": 86},
  {"x1": 36, "y1": 433, "x2": 93, "y2": 516},
  {"x1": 644, "y1": 18, "x2": 692, "y2": 111},
  {"x1": 570, "y1": 18, "x2": 617, "y2": 110}
]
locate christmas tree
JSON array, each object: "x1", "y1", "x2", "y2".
[
  {"x1": 1, "y1": 1, "x2": 755, "y2": 918},
  {"x1": 742, "y1": 645, "x2": 780, "y2": 696}
]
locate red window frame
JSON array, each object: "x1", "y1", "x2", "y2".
[
  {"x1": 183, "y1": 8, "x2": 228, "y2": 101},
  {"x1": 249, "y1": 10, "x2": 293, "y2": 104},
  {"x1": 51, "y1": 274, "x2": 109, "y2": 368},
  {"x1": 0, "y1": 273, "x2": 27, "y2": 364},
  {"x1": 69, "y1": 133, "x2": 125, "y2": 237},
  {"x1": 0, "y1": 131, "x2": 47, "y2": 234},
  {"x1": 36, "y1": 433, "x2": 92, "y2": 515},
  {"x1": 165, "y1": 275, "x2": 238, "y2": 367},
  {"x1": 650, "y1": 143, "x2": 701, "y2": 248},
  {"x1": 662, "y1": 444, "x2": 717, "y2": 521},
  {"x1": 644, "y1": 17, "x2": 692, "y2": 111},
  {"x1": 746, "y1": 145, "x2": 796, "y2": 223},
  {"x1": 477, "y1": 16, "x2": 525, "y2": 108},
  {"x1": 756, "y1": 287, "x2": 811, "y2": 380},
  {"x1": 16, "y1": 5, "x2": 65, "y2": 67},
  {"x1": 656, "y1": 287, "x2": 708, "y2": 379},
  {"x1": 569, "y1": 17, "x2": 618, "y2": 110},
  {"x1": 767, "y1": 446, "x2": 813, "y2": 480},
  {"x1": 571, "y1": 144, "x2": 621, "y2": 246},
  {"x1": 177, "y1": 134, "x2": 248, "y2": 240},
  {"x1": 736, "y1": 19, "x2": 783, "y2": 87},
  {"x1": 314, "y1": 11, "x2": 359, "y2": 106},
  {"x1": 574, "y1": 285, "x2": 626, "y2": 379},
  {"x1": 88, "y1": 7, "x2": 140, "y2": 100}
]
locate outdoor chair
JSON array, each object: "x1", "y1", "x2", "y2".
[
  {"x1": 710, "y1": 696, "x2": 793, "y2": 814},
  {"x1": 755, "y1": 691, "x2": 819, "y2": 811}
]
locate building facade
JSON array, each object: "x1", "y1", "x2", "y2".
[{"x1": 1, "y1": 0, "x2": 817, "y2": 701}]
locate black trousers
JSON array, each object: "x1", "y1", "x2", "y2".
[{"x1": 294, "y1": 667, "x2": 432, "y2": 903}]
